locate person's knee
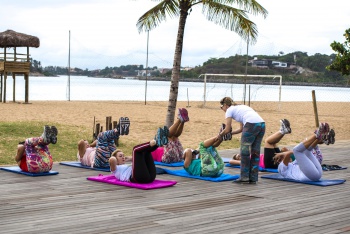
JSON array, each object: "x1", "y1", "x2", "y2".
[{"x1": 183, "y1": 148, "x2": 192, "y2": 159}]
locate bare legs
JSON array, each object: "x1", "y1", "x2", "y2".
[
  {"x1": 15, "y1": 144, "x2": 25, "y2": 166},
  {"x1": 203, "y1": 136, "x2": 222, "y2": 148},
  {"x1": 264, "y1": 131, "x2": 284, "y2": 148},
  {"x1": 168, "y1": 118, "x2": 184, "y2": 140}
]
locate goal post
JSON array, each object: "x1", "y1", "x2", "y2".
[{"x1": 198, "y1": 73, "x2": 283, "y2": 107}]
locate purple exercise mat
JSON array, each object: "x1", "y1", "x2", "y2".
[{"x1": 87, "y1": 174, "x2": 177, "y2": 190}]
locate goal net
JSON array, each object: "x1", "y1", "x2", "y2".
[{"x1": 198, "y1": 73, "x2": 283, "y2": 107}]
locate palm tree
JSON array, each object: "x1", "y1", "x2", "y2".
[{"x1": 137, "y1": 0, "x2": 268, "y2": 127}]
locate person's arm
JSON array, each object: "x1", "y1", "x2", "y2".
[
  {"x1": 89, "y1": 140, "x2": 97, "y2": 147},
  {"x1": 274, "y1": 151, "x2": 293, "y2": 166},
  {"x1": 124, "y1": 156, "x2": 132, "y2": 162},
  {"x1": 231, "y1": 122, "x2": 243, "y2": 135},
  {"x1": 229, "y1": 159, "x2": 240, "y2": 165}
]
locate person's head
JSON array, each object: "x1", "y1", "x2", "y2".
[
  {"x1": 273, "y1": 153, "x2": 286, "y2": 165},
  {"x1": 232, "y1": 154, "x2": 241, "y2": 160},
  {"x1": 78, "y1": 139, "x2": 89, "y2": 153},
  {"x1": 111, "y1": 149, "x2": 126, "y2": 165},
  {"x1": 219, "y1": 97, "x2": 235, "y2": 111}
]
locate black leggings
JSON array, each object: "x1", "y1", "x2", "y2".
[
  {"x1": 130, "y1": 142, "x2": 158, "y2": 183},
  {"x1": 263, "y1": 147, "x2": 281, "y2": 169}
]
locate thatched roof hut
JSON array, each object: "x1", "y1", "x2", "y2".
[
  {"x1": 0, "y1": 29, "x2": 40, "y2": 48},
  {"x1": 0, "y1": 30, "x2": 40, "y2": 103}
]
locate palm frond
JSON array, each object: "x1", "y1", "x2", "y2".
[
  {"x1": 137, "y1": 0, "x2": 180, "y2": 33},
  {"x1": 202, "y1": 1, "x2": 259, "y2": 43},
  {"x1": 209, "y1": 0, "x2": 268, "y2": 18}
]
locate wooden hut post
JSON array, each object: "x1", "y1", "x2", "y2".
[
  {"x1": 24, "y1": 74, "x2": 29, "y2": 103},
  {"x1": 12, "y1": 73, "x2": 15, "y2": 102},
  {"x1": 13, "y1": 47, "x2": 16, "y2": 102},
  {"x1": 0, "y1": 73, "x2": 2, "y2": 102},
  {"x1": 3, "y1": 47, "x2": 6, "y2": 103},
  {"x1": 24, "y1": 47, "x2": 29, "y2": 103},
  {"x1": 3, "y1": 72, "x2": 6, "y2": 103}
]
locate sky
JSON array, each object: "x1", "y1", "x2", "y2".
[{"x1": 1, "y1": 0, "x2": 350, "y2": 69}]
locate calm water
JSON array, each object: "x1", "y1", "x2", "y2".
[{"x1": 3, "y1": 75, "x2": 350, "y2": 102}]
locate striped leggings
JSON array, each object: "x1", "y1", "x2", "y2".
[{"x1": 94, "y1": 129, "x2": 120, "y2": 168}]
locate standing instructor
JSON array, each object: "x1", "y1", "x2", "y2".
[{"x1": 217, "y1": 97, "x2": 265, "y2": 184}]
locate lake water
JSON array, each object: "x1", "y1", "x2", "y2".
[{"x1": 2, "y1": 75, "x2": 350, "y2": 102}]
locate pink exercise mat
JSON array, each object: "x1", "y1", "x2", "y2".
[{"x1": 87, "y1": 174, "x2": 177, "y2": 190}]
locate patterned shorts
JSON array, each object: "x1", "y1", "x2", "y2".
[{"x1": 162, "y1": 139, "x2": 184, "y2": 163}]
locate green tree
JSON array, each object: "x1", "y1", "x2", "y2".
[
  {"x1": 327, "y1": 28, "x2": 350, "y2": 76},
  {"x1": 137, "y1": 0, "x2": 268, "y2": 126}
]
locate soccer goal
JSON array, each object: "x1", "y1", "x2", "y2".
[{"x1": 198, "y1": 73, "x2": 283, "y2": 107}]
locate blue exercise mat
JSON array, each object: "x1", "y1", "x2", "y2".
[
  {"x1": 261, "y1": 173, "x2": 346, "y2": 186},
  {"x1": 60, "y1": 161, "x2": 111, "y2": 171},
  {"x1": 154, "y1": 161, "x2": 184, "y2": 167},
  {"x1": 225, "y1": 163, "x2": 278, "y2": 173},
  {"x1": 163, "y1": 168, "x2": 239, "y2": 182},
  {"x1": 0, "y1": 166, "x2": 59, "y2": 177}
]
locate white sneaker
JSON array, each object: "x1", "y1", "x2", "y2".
[{"x1": 280, "y1": 119, "x2": 291, "y2": 134}]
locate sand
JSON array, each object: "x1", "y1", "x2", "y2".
[{"x1": 0, "y1": 100, "x2": 348, "y2": 150}]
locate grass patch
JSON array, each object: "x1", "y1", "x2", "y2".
[{"x1": 0, "y1": 121, "x2": 138, "y2": 165}]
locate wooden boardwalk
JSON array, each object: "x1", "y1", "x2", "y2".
[{"x1": 1, "y1": 141, "x2": 349, "y2": 234}]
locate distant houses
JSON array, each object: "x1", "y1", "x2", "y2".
[
  {"x1": 250, "y1": 57, "x2": 290, "y2": 69},
  {"x1": 137, "y1": 66, "x2": 193, "y2": 77}
]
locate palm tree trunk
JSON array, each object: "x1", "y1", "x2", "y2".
[{"x1": 165, "y1": 11, "x2": 188, "y2": 127}]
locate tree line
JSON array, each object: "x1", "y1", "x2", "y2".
[{"x1": 29, "y1": 51, "x2": 348, "y2": 86}]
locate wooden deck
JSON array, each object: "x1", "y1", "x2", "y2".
[{"x1": 1, "y1": 141, "x2": 349, "y2": 234}]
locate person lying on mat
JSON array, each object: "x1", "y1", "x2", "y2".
[
  {"x1": 273, "y1": 123, "x2": 335, "y2": 181},
  {"x1": 151, "y1": 108, "x2": 189, "y2": 164},
  {"x1": 109, "y1": 130, "x2": 169, "y2": 183},
  {"x1": 15, "y1": 125, "x2": 58, "y2": 173},
  {"x1": 229, "y1": 119, "x2": 326, "y2": 170},
  {"x1": 182, "y1": 126, "x2": 228, "y2": 177},
  {"x1": 77, "y1": 117, "x2": 130, "y2": 168}
]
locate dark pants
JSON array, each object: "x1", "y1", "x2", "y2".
[
  {"x1": 131, "y1": 142, "x2": 158, "y2": 183},
  {"x1": 240, "y1": 122, "x2": 266, "y2": 182},
  {"x1": 264, "y1": 147, "x2": 281, "y2": 169}
]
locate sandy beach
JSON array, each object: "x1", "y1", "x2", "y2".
[{"x1": 0, "y1": 100, "x2": 348, "y2": 151}]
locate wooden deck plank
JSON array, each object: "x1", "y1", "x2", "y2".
[{"x1": 0, "y1": 140, "x2": 349, "y2": 233}]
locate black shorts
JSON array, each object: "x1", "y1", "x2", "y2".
[{"x1": 263, "y1": 148, "x2": 281, "y2": 169}]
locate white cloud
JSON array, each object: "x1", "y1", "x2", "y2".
[{"x1": 1, "y1": 0, "x2": 349, "y2": 69}]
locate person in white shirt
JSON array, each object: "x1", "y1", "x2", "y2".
[
  {"x1": 217, "y1": 97, "x2": 265, "y2": 184},
  {"x1": 109, "y1": 138, "x2": 167, "y2": 183},
  {"x1": 274, "y1": 123, "x2": 335, "y2": 181},
  {"x1": 108, "y1": 125, "x2": 169, "y2": 183}
]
